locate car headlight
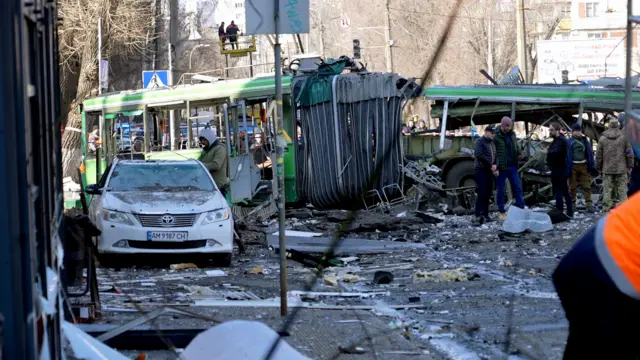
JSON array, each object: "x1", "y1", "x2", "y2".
[
  {"x1": 101, "y1": 209, "x2": 134, "y2": 225},
  {"x1": 201, "y1": 209, "x2": 230, "y2": 225}
]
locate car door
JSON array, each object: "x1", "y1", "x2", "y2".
[{"x1": 88, "y1": 164, "x2": 112, "y2": 226}]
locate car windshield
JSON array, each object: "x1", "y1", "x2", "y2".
[{"x1": 107, "y1": 163, "x2": 215, "y2": 192}]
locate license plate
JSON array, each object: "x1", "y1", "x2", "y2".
[{"x1": 147, "y1": 231, "x2": 188, "y2": 241}]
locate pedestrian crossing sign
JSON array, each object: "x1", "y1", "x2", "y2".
[{"x1": 142, "y1": 70, "x2": 169, "y2": 89}]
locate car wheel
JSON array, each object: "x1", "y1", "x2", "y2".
[
  {"x1": 98, "y1": 254, "x2": 126, "y2": 269},
  {"x1": 445, "y1": 161, "x2": 476, "y2": 209},
  {"x1": 216, "y1": 253, "x2": 232, "y2": 267}
]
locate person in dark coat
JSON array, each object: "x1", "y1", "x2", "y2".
[
  {"x1": 543, "y1": 122, "x2": 573, "y2": 216},
  {"x1": 567, "y1": 122, "x2": 596, "y2": 212},
  {"x1": 473, "y1": 125, "x2": 498, "y2": 225},
  {"x1": 218, "y1": 22, "x2": 226, "y2": 49},
  {"x1": 620, "y1": 112, "x2": 640, "y2": 197},
  {"x1": 494, "y1": 116, "x2": 525, "y2": 221},
  {"x1": 226, "y1": 21, "x2": 240, "y2": 49}
]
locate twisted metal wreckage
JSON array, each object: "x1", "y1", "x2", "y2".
[
  {"x1": 287, "y1": 61, "x2": 623, "y2": 214},
  {"x1": 293, "y1": 69, "x2": 640, "y2": 214},
  {"x1": 292, "y1": 64, "x2": 422, "y2": 209}
]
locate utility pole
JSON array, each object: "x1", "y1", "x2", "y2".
[
  {"x1": 168, "y1": 0, "x2": 176, "y2": 150},
  {"x1": 384, "y1": 0, "x2": 393, "y2": 72},
  {"x1": 319, "y1": 23, "x2": 325, "y2": 58},
  {"x1": 487, "y1": 18, "x2": 494, "y2": 84},
  {"x1": 274, "y1": 0, "x2": 288, "y2": 317},
  {"x1": 98, "y1": 17, "x2": 102, "y2": 95},
  {"x1": 516, "y1": 0, "x2": 528, "y2": 82},
  {"x1": 625, "y1": 0, "x2": 633, "y2": 114}
]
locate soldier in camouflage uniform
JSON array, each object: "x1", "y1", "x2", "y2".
[{"x1": 596, "y1": 118, "x2": 634, "y2": 211}]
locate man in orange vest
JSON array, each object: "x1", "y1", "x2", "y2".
[{"x1": 553, "y1": 192, "x2": 640, "y2": 358}]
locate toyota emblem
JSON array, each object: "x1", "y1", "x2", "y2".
[{"x1": 161, "y1": 215, "x2": 175, "y2": 224}]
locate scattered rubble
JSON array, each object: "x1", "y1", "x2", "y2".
[
  {"x1": 414, "y1": 268, "x2": 474, "y2": 283},
  {"x1": 67, "y1": 199, "x2": 602, "y2": 360},
  {"x1": 170, "y1": 263, "x2": 198, "y2": 270}
]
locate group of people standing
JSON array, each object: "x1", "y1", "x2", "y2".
[
  {"x1": 218, "y1": 21, "x2": 240, "y2": 50},
  {"x1": 473, "y1": 114, "x2": 639, "y2": 225}
]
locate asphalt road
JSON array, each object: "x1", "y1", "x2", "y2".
[{"x1": 69, "y1": 208, "x2": 597, "y2": 360}]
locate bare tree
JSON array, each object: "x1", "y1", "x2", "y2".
[{"x1": 58, "y1": 0, "x2": 156, "y2": 178}]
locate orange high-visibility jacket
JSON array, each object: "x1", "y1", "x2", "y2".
[{"x1": 595, "y1": 192, "x2": 640, "y2": 298}]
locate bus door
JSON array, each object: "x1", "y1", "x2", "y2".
[{"x1": 224, "y1": 101, "x2": 261, "y2": 204}]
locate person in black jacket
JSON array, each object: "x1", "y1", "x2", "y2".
[
  {"x1": 543, "y1": 122, "x2": 573, "y2": 217},
  {"x1": 473, "y1": 125, "x2": 498, "y2": 225}
]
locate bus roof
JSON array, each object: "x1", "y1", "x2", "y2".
[
  {"x1": 81, "y1": 75, "x2": 293, "y2": 114},
  {"x1": 423, "y1": 84, "x2": 640, "y2": 131},
  {"x1": 424, "y1": 84, "x2": 640, "y2": 112}
]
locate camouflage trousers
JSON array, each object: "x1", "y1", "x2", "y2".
[{"x1": 602, "y1": 173, "x2": 628, "y2": 211}]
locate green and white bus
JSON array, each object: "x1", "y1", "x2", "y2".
[{"x1": 75, "y1": 74, "x2": 297, "y2": 211}]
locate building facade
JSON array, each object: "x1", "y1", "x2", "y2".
[{"x1": 536, "y1": 0, "x2": 639, "y2": 83}]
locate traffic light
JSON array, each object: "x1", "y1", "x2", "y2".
[{"x1": 353, "y1": 39, "x2": 361, "y2": 59}]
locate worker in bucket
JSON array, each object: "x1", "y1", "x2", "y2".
[
  {"x1": 494, "y1": 116, "x2": 525, "y2": 221},
  {"x1": 472, "y1": 125, "x2": 498, "y2": 225},
  {"x1": 553, "y1": 191, "x2": 640, "y2": 358},
  {"x1": 198, "y1": 127, "x2": 229, "y2": 197}
]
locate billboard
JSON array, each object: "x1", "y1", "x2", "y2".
[
  {"x1": 245, "y1": 0, "x2": 309, "y2": 35},
  {"x1": 537, "y1": 38, "x2": 625, "y2": 84}
]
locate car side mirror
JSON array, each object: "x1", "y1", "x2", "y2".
[{"x1": 85, "y1": 184, "x2": 102, "y2": 195}]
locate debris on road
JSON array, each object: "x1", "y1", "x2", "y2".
[
  {"x1": 181, "y1": 320, "x2": 311, "y2": 360},
  {"x1": 170, "y1": 263, "x2": 198, "y2": 270},
  {"x1": 373, "y1": 271, "x2": 395, "y2": 284},
  {"x1": 338, "y1": 345, "x2": 368, "y2": 354},
  {"x1": 205, "y1": 270, "x2": 226, "y2": 277},
  {"x1": 503, "y1": 206, "x2": 553, "y2": 233},
  {"x1": 340, "y1": 273, "x2": 362, "y2": 283},
  {"x1": 414, "y1": 268, "x2": 472, "y2": 283},
  {"x1": 267, "y1": 234, "x2": 427, "y2": 255},
  {"x1": 323, "y1": 275, "x2": 339, "y2": 287},
  {"x1": 246, "y1": 265, "x2": 271, "y2": 275}
]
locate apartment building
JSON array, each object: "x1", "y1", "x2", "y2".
[{"x1": 536, "y1": 0, "x2": 639, "y2": 83}]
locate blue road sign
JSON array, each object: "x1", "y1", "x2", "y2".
[{"x1": 142, "y1": 70, "x2": 169, "y2": 89}]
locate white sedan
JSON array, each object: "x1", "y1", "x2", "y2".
[{"x1": 86, "y1": 159, "x2": 234, "y2": 266}]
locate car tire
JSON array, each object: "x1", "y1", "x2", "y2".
[
  {"x1": 98, "y1": 254, "x2": 126, "y2": 269},
  {"x1": 445, "y1": 161, "x2": 476, "y2": 209},
  {"x1": 216, "y1": 253, "x2": 232, "y2": 267}
]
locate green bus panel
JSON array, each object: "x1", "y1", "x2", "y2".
[
  {"x1": 83, "y1": 157, "x2": 108, "y2": 186},
  {"x1": 404, "y1": 135, "x2": 476, "y2": 162},
  {"x1": 283, "y1": 95, "x2": 297, "y2": 203}
]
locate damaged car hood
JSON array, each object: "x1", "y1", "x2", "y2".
[{"x1": 102, "y1": 191, "x2": 227, "y2": 213}]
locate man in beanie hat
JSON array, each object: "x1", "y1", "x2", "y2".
[
  {"x1": 473, "y1": 125, "x2": 498, "y2": 225},
  {"x1": 567, "y1": 122, "x2": 596, "y2": 212},
  {"x1": 596, "y1": 117, "x2": 634, "y2": 211},
  {"x1": 494, "y1": 116, "x2": 525, "y2": 221}
]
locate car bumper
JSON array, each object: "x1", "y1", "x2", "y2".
[{"x1": 97, "y1": 219, "x2": 234, "y2": 254}]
